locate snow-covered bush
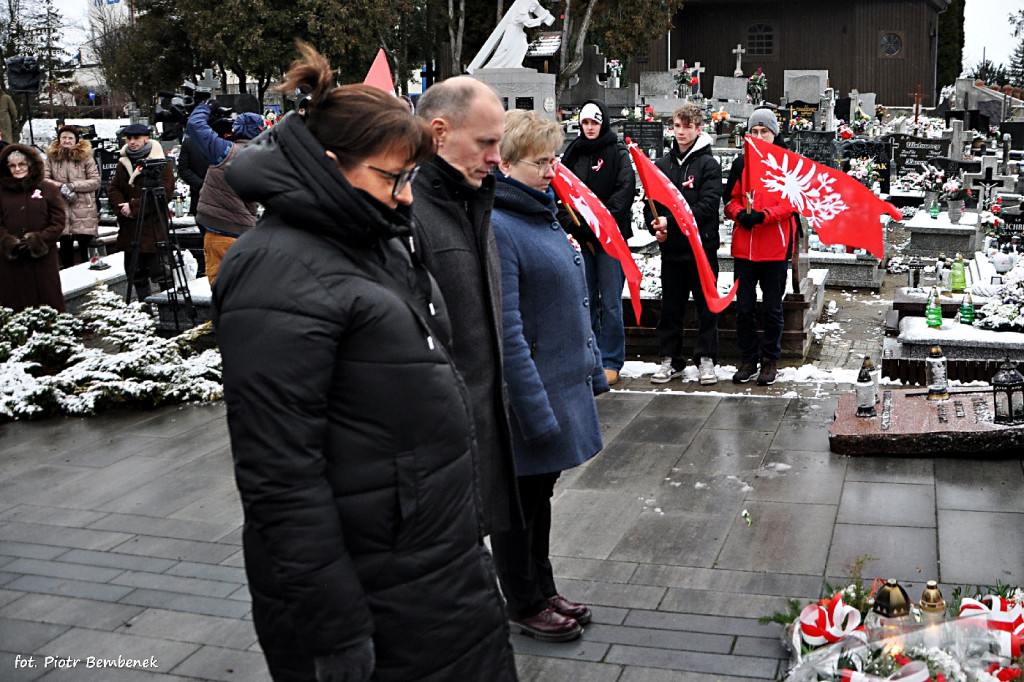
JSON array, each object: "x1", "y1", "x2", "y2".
[{"x1": 0, "y1": 283, "x2": 222, "y2": 421}]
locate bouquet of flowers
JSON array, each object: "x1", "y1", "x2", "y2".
[
  {"x1": 847, "y1": 157, "x2": 880, "y2": 187},
  {"x1": 711, "y1": 108, "x2": 729, "y2": 133},
  {"x1": 838, "y1": 122, "x2": 856, "y2": 140},
  {"x1": 608, "y1": 59, "x2": 622, "y2": 78},
  {"x1": 747, "y1": 67, "x2": 768, "y2": 103},
  {"x1": 941, "y1": 176, "x2": 971, "y2": 201},
  {"x1": 980, "y1": 209, "x2": 1004, "y2": 235},
  {"x1": 789, "y1": 116, "x2": 813, "y2": 131},
  {"x1": 621, "y1": 106, "x2": 641, "y2": 122},
  {"x1": 674, "y1": 62, "x2": 698, "y2": 89},
  {"x1": 876, "y1": 104, "x2": 889, "y2": 122},
  {"x1": 851, "y1": 103, "x2": 872, "y2": 133},
  {"x1": 908, "y1": 165, "x2": 946, "y2": 193}
]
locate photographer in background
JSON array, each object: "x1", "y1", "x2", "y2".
[
  {"x1": 106, "y1": 122, "x2": 176, "y2": 299},
  {"x1": 186, "y1": 100, "x2": 264, "y2": 283}
]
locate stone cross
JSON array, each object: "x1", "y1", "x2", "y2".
[
  {"x1": 946, "y1": 119, "x2": 968, "y2": 160},
  {"x1": 197, "y1": 68, "x2": 221, "y2": 92},
  {"x1": 732, "y1": 44, "x2": 745, "y2": 77},
  {"x1": 1003, "y1": 135, "x2": 1013, "y2": 176},
  {"x1": 125, "y1": 102, "x2": 140, "y2": 124},
  {"x1": 908, "y1": 84, "x2": 929, "y2": 126},
  {"x1": 966, "y1": 156, "x2": 1017, "y2": 208},
  {"x1": 820, "y1": 87, "x2": 836, "y2": 132}
]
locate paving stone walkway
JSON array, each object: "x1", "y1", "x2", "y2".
[{"x1": 2, "y1": 270, "x2": 1022, "y2": 681}]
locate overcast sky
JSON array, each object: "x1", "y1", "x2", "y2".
[{"x1": 51, "y1": 0, "x2": 1023, "y2": 78}]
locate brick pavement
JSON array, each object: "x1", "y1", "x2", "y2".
[{"x1": 1, "y1": 270, "x2": 1022, "y2": 681}]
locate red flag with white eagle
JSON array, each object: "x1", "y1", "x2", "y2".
[
  {"x1": 363, "y1": 49, "x2": 395, "y2": 95},
  {"x1": 742, "y1": 135, "x2": 902, "y2": 259},
  {"x1": 550, "y1": 164, "x2": 643, "y2": 326},
  {"x1": 626, "y1": 139, "x2": 738, "y2": 314}
]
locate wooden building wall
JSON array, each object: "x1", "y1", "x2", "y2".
[{"x1": 636, "y1": 0, "x2": 945, "y2": 107}]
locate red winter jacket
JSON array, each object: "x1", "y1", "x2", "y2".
[{"x1": 725, "y1": 163, "x2": 798, "y2": 262}]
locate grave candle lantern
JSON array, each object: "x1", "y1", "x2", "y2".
[
  {"x1": 907, "y1": 256, "x2": 923, "y2": 288},
  {"x1": 856, "y1": 361, "x2": 877, "y2": 417},
  {"x1": 991, "y1": 359, "x2": 1024, "y2": 425},
  {"x1": 864, "y1": 579, "x2": 911, "y2": 638},
  {"x1": 919, "y1": 580, "x2": 946, "y2": 624},
  {"x1": 926, "y1": 346, "x2": 948, "y2": 401}
]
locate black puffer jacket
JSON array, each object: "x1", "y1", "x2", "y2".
[
  {"x1": 644, "y1": 132, "x2": 723, "y2": 262},
  {"x1": 212, "y1": 112, "x2": 517, "y2": 682}
]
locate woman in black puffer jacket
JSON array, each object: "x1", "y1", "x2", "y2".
[{"x1": 212, "y1": 42, "x2": 517, "y2": 682}]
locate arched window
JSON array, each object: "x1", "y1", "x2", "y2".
[{"x1": 747, "y1": 23, "x2": 774, "y2": 56}]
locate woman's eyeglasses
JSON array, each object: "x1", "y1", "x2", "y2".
[
  {"x1": 362, "y1": 163, "x2": 420, "y2": 198},
  {"x1": 7, "y1": 162, "x2": 28, "y2": 170},
  {"x1": 518, "y1": 157, "x2": 560, "y2": 177}
]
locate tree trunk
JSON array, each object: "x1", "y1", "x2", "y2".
[
  {"x1": 556, "y1": 0, "x2": 600, "y2": 103},
  {"x1": 448, "y1": 0, "x2": 465, "y2": 75}
]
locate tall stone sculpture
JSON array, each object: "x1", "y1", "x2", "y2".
[{"x1": 467, "y1": 0, "x2": 555, "y2": 73}]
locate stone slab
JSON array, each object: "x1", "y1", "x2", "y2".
[
  {"x1": 470, "y1": 68, "x2": 557, "y2": 120},
  {"x1": 829, "y1": 390, "x2": 1024, "y2": 455},
  {"x1": 60, "y1": 251, "x2": 127, "y2": 314},
  {"x1": 711, "y1": 76, "x2": 747, "y2": 102},
  {"x1": 897, "y1": 316, "x2": 1024, "y2": 359},
  {"x1": 902, "y1": 212, "x2": 978, "y2": 258}
]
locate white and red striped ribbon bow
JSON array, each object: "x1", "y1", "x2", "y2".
[
  {"x1": 959, "y1": 595, "x2": 1024, "y2": 658},
  {"x1": 839, "y1": 660, "x2": 931, "y2": 682},
  {"x1": 798, "y1": 592, "x2": 868, "y2": 647}
]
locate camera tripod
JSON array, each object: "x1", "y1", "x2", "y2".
[{"x1": 124, "y1": 183, "x2": 197, "y2": 333}]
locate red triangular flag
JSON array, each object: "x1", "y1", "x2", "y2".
[
  {"x1": 626, "y1": 139, "x2": 738, "y2": 314},
  {"x1": 743, "y1": 135, "x2": 902, "y2": 259},
  {"x1": 550, "y1": 164, "x2": 643, "y2": 325},
  {"x1": 364, "y1": 49, "x2": 395, "y2": 95}
]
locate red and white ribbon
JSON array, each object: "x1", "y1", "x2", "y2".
[
  {"x1": 959, "y1": 596, "x2": 1024, "y2": 658},
  {"x1": 798, "y1": 592, "x2": 867, "y2": 647}
]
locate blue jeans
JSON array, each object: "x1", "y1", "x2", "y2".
[
  {"x1": 734, "y1": 258, "x2": 788, "y2": 363},
  {"x1": 582, "y1": 245, "x2": 625, "y2": 371}
]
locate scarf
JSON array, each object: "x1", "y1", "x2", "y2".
[
  {"x1": 124, "y1": 141, "x2": 153, "y2": 166},
  {"x1": 560, "y1": 128, "x2": 620, "y2": 202}
]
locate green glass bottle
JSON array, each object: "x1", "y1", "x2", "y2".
[
  {"x1": 926, "y1": 286, "x2": 943, "y2": 327},
  {"x1": 950, "y1": 253, "x2": 966, "y2": 293},
  {"x1": 959, "y1": 293, "x2": 975, "y2": 325}
]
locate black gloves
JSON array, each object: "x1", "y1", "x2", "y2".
[
  {"x1": 735, "y1": 210, "x2": 766, "y2": 229},
  {"x1": 314, "y1": 639, "x2": 375, "y2": 682}
]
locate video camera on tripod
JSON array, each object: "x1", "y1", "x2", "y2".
[
  {"x1": 137, "y1": 158, "x2": 169, "y2": 188},
  {"x1": 154, "y1": 81, "x2": 233, "y2": 140}
]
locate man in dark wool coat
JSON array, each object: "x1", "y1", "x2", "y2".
[{"x1": 412, "y1": 77, "x2": 520, "y2": 536}]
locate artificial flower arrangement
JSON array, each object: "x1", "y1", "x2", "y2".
[
  {"x1": 762, "y1": 561, "x2": 1024, "y2": 682},
  {"x1": 847, "y1": 157, "x2": 880, "y2": 187},
  {"x1": 621, "y1": 106, "x2": 642, "y2": 122},
  {"x1": 608, "y1": 59, "x2": 622, "y2": 78},
  {"x1": 981, "y1": 209, "x2": 1004, "y2": 236},
  {"x1": 711, "y1": 108, "x2": 730, "y2": 134},
  {"x1": 748, "y1": 67, "x2": 768, "y2": 103},
  {"x1": 976, "y1": 264, "x2": 1024, "y2": 331},
  {"x1": 674, "y1": 61, "x2": 699, "y2": 90},
  {"x1": 876, "y1": 104, "x2": 889, "y2": 122},
  {"x1": 905, "y1": 165, "x2": 947, "y2": 193},
  {"x1": 940, "y1": 175, "x2": 971, "y2": 201},
  {"x1": 789, "y1": 116, "x2": 813, "y2": 131},
  {"x1": 838, "y1": 122, "x2": 856, "y2": 140},
  {"x1": 851, "y1": 103, "x2": 872, "y2": 134}
]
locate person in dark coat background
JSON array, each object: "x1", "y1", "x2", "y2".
[
  {"x1": 213, "y1": 42, "x2": 517, "y2": 682},
  {"x1": 558, "y1": 99, "x2": 635, "y2": 385},
  {"x1": 106, "y1": 123, "x2": 176, "y2": 300},
  {"x1": 412, "y1": 77, "x2": 520, "y2": 537},
  {"x1": 645, "y1": 103, "x2": 723, "y2": 386},
  {"x1": 490, "y1": 109, "x2": 608, "y2": 644},
  {"x1": 175, "y1": 134, "x2": 208, "y2": 217},
  {"x1": 0, "y1": 144, "x2": 66, "y2": 312}
]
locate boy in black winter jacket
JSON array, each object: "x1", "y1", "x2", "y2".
[{"x1": 645, "y1": 103, "x2": 723, "y2": 385}]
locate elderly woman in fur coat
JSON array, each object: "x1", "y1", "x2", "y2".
[
  {"x1": 0, "y1": 144, "x2": 67, "y2": 312},
  {"x1": 45, "y1": 125, "x2": 101, "y2": 268}
]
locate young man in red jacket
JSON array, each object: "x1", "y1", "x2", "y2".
[{"x1": 723, "y1": 109, "x2": 798, "y2": 386}]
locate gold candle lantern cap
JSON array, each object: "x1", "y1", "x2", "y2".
[
  {"x1": 872, "y1": 578, "x2": 911, "y2": 618},
  {"x1": 920, "y1": 580, "x2": 945, "y2": 613}
]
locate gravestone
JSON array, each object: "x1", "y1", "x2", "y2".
[
  {"x1": 926, "y1": 157, "x2": 980, "y2": 176},
  {"x1": 472, "y1": 68, "x2": 557, "y2": 120},
  {"x1": 786, "y1": 74, "x2": 824, "y2": 105},
  {"x1": 944, "y1": 110, "x2": 989, "y2": 133},
  {"x1": 788, "y1": 99, "x2": 819, "y2": 131},
  {"x1": 977, "y1": 100, "x2": 1002, "y2": 127},
  {"x1": 712, "y1": 75, "x2": 753, "y2": 118},
  {"x1": 623, "y1": 121, "x2": 666, "y2": 158},
  {"x1": 1000, "y1": 122, "x2": 1024, "y2": 150},
  {"x1": 858, "y1": 93, "x2": 877, "y2": 118},
  {"x1": 946, "y1": 119, "x2": 970, "y2": 160},
  {"x1": 564, "y1": 45, "x2": 637, "y2": 109},
  {"x1": 884, "y1": 134, "x2": 950, "y2": 176},
  {"x1": 965, "y1": 155, "x2": 1017, "y2": 208},
  {"x1": 839, "y1": 139, "x2": 892, "y2": 193},
  {"x1": 835, "y1": 96, "x2": 852, "y2": 124},
  {"x1": 731, "y1": 44, "x2": 745, "y2": 77},
  {"x1": 790, "y1": 130, "x2": 840, "y2": 168},
  {"x1": 197, "y1": 68, "x2": 221, "y2": 92}
]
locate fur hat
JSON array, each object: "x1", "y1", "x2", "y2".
[
  {"x1": 232, "y1": 113, "x2": 265, "y2": 141},
  {"x1": 57, "y1": 125, "x2": 81, "y2": 141},
  {"x1": 122, "y1": 123, "x2": 151, "y2": 137},
  {"x1": 746, "y1": 109, "x2": 779, "y2": 136}
]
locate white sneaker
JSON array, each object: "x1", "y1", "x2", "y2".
[
  {"x1": 651, "y1": 357, "x2": 684, "y2": 384},
  {"x1": 698, "y1": 357, "x2": 717, "y2": 385}
]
